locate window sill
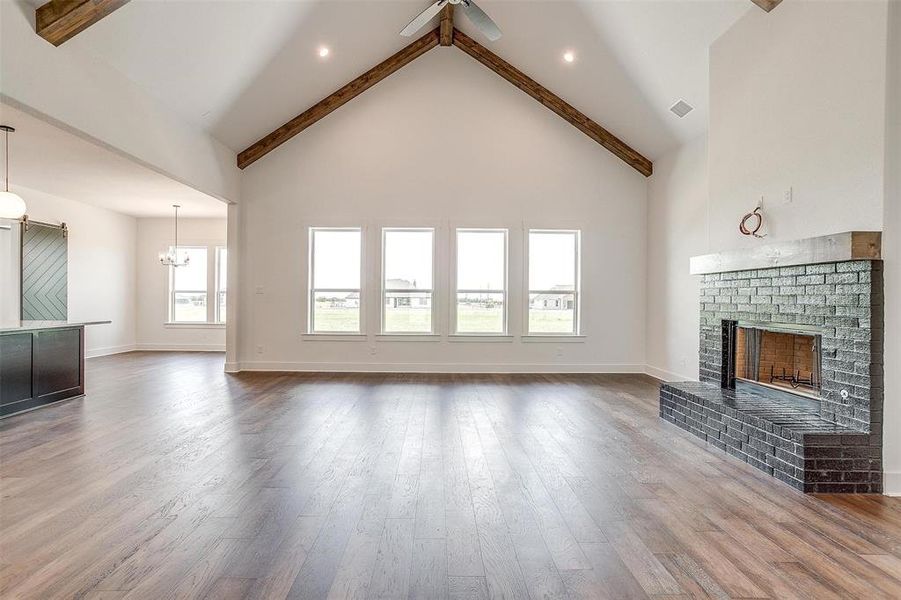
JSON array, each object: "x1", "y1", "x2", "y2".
[
  {"x1": 521, "y1": 334, "x2": 586, "y2": 343},
  {"x1": 448, "y1": 334, "x2": 514, "y2": 343},
  {"x1": 301, "y1": 333, "x2": 366, "y2": 341},
  {"x1": 375, "y1": 334, "x2": 441, "y2": 342},
  {"x1": 164, "y1": 322, "x2": 225, "y2": 329}
]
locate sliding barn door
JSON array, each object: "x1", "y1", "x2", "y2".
[{"x1": 21, "y1": 223, "x2": 67, "y2": 321}]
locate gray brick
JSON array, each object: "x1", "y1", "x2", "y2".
[
  {"x1": 826, "y1": 272, "x2": 858, "y2": 285},
  {"x1": 806, "y1": 263, "x2": 836, "y2": 274},
  {"x1": 836, "y1": 284, "x2": 870, "y2": 295},
  {"x1": 806, "y1": 284, "x2": 836, "y2": 295},
  {"x1": 780, "y1": 286, "x2": 806, "y2": 295},
  {"x1": 797, "y1": 274, "x2": 825, "y2": 285},
  {"x1": 771, "y1": 276, "x2": 797, "y2": 286},
  {"x1": 836, "y1": 261, "x2": 871, "y2": 272}
]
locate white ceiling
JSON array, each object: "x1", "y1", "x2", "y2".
[
  {"x1": 43, "y1": 0, "x2": 751, "y2": 162},
  {"x1": 0, "y1": 103, "x2": 227, "y2": 218}
]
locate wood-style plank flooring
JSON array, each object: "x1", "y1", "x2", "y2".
[{"x1": 2, "y1": 352, "x2": 901, "y2": 599}]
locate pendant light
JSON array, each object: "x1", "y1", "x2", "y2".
[
  {"x1": 0, "y1": 125, "x2": 27, "y2": 220},
  {"x1": 159, "y1": 204, "x2": 190, "y2": 267}
]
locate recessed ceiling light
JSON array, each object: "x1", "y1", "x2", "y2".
[
  {"x1": 563, "y1": 51, "x2": 575, "y2": 63},
  {"x1": 670, "y1": 99, "x2": 694, "y2": 118},
  {"x1": 318, "y1": 46, "x2": 330, "y2": 58}
]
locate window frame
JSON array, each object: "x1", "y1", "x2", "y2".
[
  {"x1": 452, "y1": 227, "x2": 509, "y2": 335},
  {"x1": 380, "y1": 227, "x2": 436, "y2": 335},
  {"x1": 215, "y1": 246, "x2": 227, "y2": 324},
  {"x1": 307, "y1": 226, "x2": 364, "y2": 335},
  {"x1": 525, "y1": 228, "x2": 581, "y2": 336},
  {"x1": 168, "y1": 245, "x2": 210, "y2": 324}
]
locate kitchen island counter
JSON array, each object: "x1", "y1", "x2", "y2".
[{"x1": 0, "y1": 321, "x2": 110, "y2": 417}]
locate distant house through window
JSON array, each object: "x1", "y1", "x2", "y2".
[
  {"x1": 308, "y1": 227, "x2": 362, "y2": 333},
  {"x1": 527, "y1": 230, "x2": 580, "y2": 334},
  {"x1": 382, "y1": 228, "x2": 434, "y2": 333}
]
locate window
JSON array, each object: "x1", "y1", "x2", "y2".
[
  {"x1": 216, "y1": 247, "x2": 227, "y2": 323},
  {"x1": 309, "y1": 228, "x2": 362, "y2": 333},
  {"x1": 455, "y1": 229, "x2": 507, "y2": 334},
  {"x1": 170, "y1": 247, "x2": 208, "y2": 322},
  {"x1": 527, "y1": 230, "x2": 580, "y2": 334},
  {"x1": 382, "y1": 228, "x2": 434, "y2": 333}
]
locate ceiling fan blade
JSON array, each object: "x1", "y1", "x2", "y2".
[
  {"x1": 400, "y1": 0, "x2": 448, "y2": 37},
  {"x1": 460, "y1": 0, "x2": 502, "y2": 41}
]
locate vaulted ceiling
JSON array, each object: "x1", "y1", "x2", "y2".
[{"x1": 24, "y1": 0, "x2": 751, "y2": 162}]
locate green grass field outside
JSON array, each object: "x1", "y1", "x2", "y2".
[{"x1": 313, "y1": 304, "x2": 574, "y2": 333}]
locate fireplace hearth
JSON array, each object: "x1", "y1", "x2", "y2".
[{"x1": 658, "y1": 232, "x2": 884, "y2": 493}]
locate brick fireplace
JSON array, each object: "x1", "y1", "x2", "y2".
[{"x1": 659, "y1": 232, "x2": 884, "y2": 493}]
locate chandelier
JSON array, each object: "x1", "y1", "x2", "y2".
[{"x1": 159, "y1": 204, "x2": 190, "y2": 267}]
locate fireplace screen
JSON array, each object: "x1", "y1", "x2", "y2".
[{"x1": 734, "y1": 326, "x2": 822, "y2": 397}]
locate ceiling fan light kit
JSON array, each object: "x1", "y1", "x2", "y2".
[{"x1": 401, "y1": 0, "x2": 502, "y2": 42}]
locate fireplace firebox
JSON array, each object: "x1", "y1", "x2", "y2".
[{"x1": 724, "y1": 323, "x2": 822, "y2": 400}]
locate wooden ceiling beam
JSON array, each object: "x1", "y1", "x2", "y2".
[
  {"x1": 239, "y1": 25, "x2": 652, "y2": 177},
  {"x1": 750, "y1": 0, "x2": 783, "y2": 12},
  {"x1": 452, "y1": 29, "x2": 652, "y2": 177},
  {"x1": 238, "y1": 29, "x2": 440, "y2": 169},
  {"x1": 439, "y1": 4, "x2": 454, "y2": 46},
  {"x1": 36, "y1": 0, "x2": 130, "y2": 46}
]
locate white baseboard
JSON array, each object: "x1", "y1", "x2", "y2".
[
  {"x1": 85, "y1": 344, "x2": 137, "y2": 358},
  {"x1": 644, "y1": 364, "x2": 694, "y2": 382},
  {"x1": 232, "y1": 361, "x2": 647, "y2": 374},
  {"x1": 135, "y1": 343, "x2": 226, "y2": 352},
  {"x1": 884, "y1": 472, "x2": 901, "y2": 496}
]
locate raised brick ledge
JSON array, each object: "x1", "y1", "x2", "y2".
[{"x1": 660, "y1": 382, "x2": 881, "y2": 493}]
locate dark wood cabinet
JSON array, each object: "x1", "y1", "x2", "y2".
[
  {"x1": 0, "y1": 326, "x2": 84, "y2": 417},
  {"x1": 0, "y1": 333, "x2": 34, "y2": 405}
]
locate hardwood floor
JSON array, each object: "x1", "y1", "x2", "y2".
[{"x1": 2, "y1": 352, "x2": 901, "y2": 599}]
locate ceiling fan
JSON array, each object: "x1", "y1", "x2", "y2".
[{"x1": 400, "y1": 0, "x2": 502, "y2": 42}]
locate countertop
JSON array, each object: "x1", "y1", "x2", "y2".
[{"x1": 0, "y1": 320, "x2": 111, "y2": 334}]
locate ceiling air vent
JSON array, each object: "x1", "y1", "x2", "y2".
[{"x1": 670, "y1": 100, "x2": 694, "y2": 118}]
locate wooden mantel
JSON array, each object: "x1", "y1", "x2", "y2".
[{"x1": 689, "y1": 231, "x2": 882, "y2": 275}]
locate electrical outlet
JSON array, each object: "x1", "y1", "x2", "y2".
[
  {"x1": 369, "y1": 346, "x2": 377, "y2": 356},
  {"x1": 555, "y1": 346, "x2": 563, "y2": 358},
  {"x1": 255, "y1": 286, "x2": 264, "y2": 295},
  {"x1": 256, "y1": 345, "x2": 263, "y2": 354},
  {"x1": 783, "y1": 187, "x2": 793, "y2": 204}
]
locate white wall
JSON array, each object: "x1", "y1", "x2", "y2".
[
  {"x1": 0, "y1": 223, "x2": 19, "y2": 325},
  {"x1": 882, "y1": 0, "x2": 901, "y2": 495},
  {"x1": 708, "y1": 0, "x2": 887, "y2": 250},
  {"x1": 136, "y1": 218, "x2": 227, "y2": 351},
  {"x1": 237, "y1": 49, "x2": 648, "y2": 372},
  {"x1": 646, "y1": 136, "x2": 708, "y2": 381},
  {"x1": 0, "y1": 1, "x2": 239, "y2": 204},
  {"x1": 2, "y1": 187, "x2": 138, "y2": 356}
]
